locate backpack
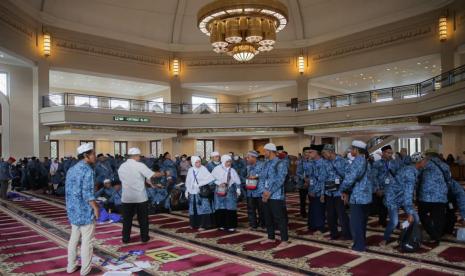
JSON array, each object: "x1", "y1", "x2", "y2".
[{"x1": 399, "y1": 222, "x2": 422, "y2": 253}]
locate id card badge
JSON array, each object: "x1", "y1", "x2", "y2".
[
  {"x1": 385, "y1": 178, "x2": 390, "y2": 185},
  {"x1": 335, "y1": 178, "x2": 340, "y2": 185},
  {"x1": 265, "y1": 180, "x2": 269, "y2": 189},
  {"x1": 449, "y1": 202, "x2": 454, "y2": 210},
  {"x1": 309, "y1": 179, "x2": 314, "y2": 186}
]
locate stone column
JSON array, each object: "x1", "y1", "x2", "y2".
[
  {"x1": 32, "y1": 59, "x2": 50, "y2": 158},
  {"x1": 296, "y1": 76, "x2": 309, "y2": 110}
]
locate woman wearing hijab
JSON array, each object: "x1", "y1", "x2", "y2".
[
  {"x1": 185, "y1": 156, "x2": 216, "y2": 230},
  {"x1": 211, "y1": 155, "x2": 242, "y2": 232}
]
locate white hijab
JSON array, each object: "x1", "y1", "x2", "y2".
[
  {"x1": 212, "y1": 155, "x2": 241, "y2": 186},
  {"x1": 186, "y1": 156, "x2": 215, "y2": 194}
]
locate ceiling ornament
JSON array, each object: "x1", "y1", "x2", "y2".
[{"x1": 197, "y1": 0, "x2": 288, "y2": 62}]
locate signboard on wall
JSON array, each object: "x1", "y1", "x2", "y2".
[{"x1": 113, "y1": 115, "x2": 150, "y2": 123}]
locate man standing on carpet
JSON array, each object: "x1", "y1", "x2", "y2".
[
  {"x1": 341, "y1": 140, "x2": 372, "y2": 252},
  {"x1": 296, "y1": 147, "x2": 312, "y2": 218},
  {"x1": 260, "y1": 143, "x2": 289, "y2": 248},
  {"x1": 118, "y1": 147, "x2": 156, "y2": 243},
  {"x1": 245, "y1": 150, "x2": 265, "y2": 230},
  {"x1": 0, "y1": 157, "x2": 15, "y2": 199},
  {"x1": 307, "y1": 144, "x2": 327, "y2": 234},
  {"x1": 65, "y1": 143, "x2": 99, "y2": 275}
]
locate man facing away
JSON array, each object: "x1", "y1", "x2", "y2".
[
  {"x1": 65, "y1": 143, "x2": 99, "y2": 275},
  {"x1": 118, "y1": 147, "x2": 157, "y2": 243}
]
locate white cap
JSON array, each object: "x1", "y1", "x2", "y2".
[
  {"x1": 77, "y1": 143, "x2": 93, "y2": 155},
  {"x1": 264, "y1": 143, "x2": 277, "y2": 152},
  {"x1": 211, "y1": 151, "x2": 220, "y2": 157},
  {"x1": 128, "y1": 147, "x2": 141, "y2": 155},
  {"x1": 351, "y1": 140, "x2": 367, "y2": 150},
  {"x1": 103, "y1": 179, "x2": 111, "y2": 183}
]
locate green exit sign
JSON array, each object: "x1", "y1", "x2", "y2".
[{"x1": 113, "y1": 115, "x2": 150, "y2": 123}]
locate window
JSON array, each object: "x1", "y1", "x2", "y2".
[
  {"x1": 114, "y1": 141, "x2": 128, "y2": 156},
  {"x1": 398, "y1": 138, "x2": 422, "y2": 155},
  {"x1": 150, "y1": 140, "x2": 163, "y2": 157},
  {"x1": 192, "y1": 95, "x2": 217, "y2": 112},
  {"x1": 74, "y1": 95, "x2": 98, "y2": 108},
  {"x1": 148, "y1": 97, "x2": 164, "y2": 112},
  {"x1": 50, "y1": 140, "x2": 59, "y2": 159},
  {"x1": 0, "y1": 72, "x2": 7, "y2": 96},
  {"x1": 49, "y1": 94, "x2": 64, "y2": 106},
  {"x1": 196, "y1": 139, "x2": 214, "y2": 160},
  {"x1": 110, "y1": 99, "x2": 130, "y2": 110}
]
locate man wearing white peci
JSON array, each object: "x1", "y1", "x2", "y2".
[{"x1": 118, "y1": 147, "x2": 157, "y2": 243}]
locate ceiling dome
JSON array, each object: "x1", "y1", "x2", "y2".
[{"x1": 11, "y1": 0, "x2": 451, "y2": 52}]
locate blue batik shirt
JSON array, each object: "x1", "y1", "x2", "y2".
[
  {"x1": 259, "y1": 157, "x2": 288, "y2": 200},
  {"x1": 296, "y1": 158, "x2": 312, "y2": 189},
  {"x1": 372, "y1": 158, "x2": 401, "y2": 192},
  {"x1": 341, "y1": 155, "x2": 373, "y2": 204},
  {"x1": 65, "y1": 160, "x2": 96, "y2": 225},
  {"x1": 418, "y1": 157, "x2": 451, "y2": 203},
  {"x1": 391, "y1": 165, "x2": 418, "y2": 215},
  {"x1": 324, "y1": 156, "x2": 348, "y2": 196},
  {"x1": 308, "y1": 158, "x2": 327, "y2": 197}
]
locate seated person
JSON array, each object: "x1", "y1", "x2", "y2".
[
  {"x1": 107, "y1": 181, "x2": 122, "y2": 213},
  {"x1": 95, "y1": 179, "x2": 114, "y2": 200},
  {"x1": 147, "y1": 171, "x2": 170, "y2": 213}
]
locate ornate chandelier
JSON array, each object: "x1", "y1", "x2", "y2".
[{"x1": 197, "y1": 0, "x2": 288, "y2": 62}]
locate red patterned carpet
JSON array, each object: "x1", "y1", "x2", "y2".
[
  {"x1": 1, "y1": 194, "x2": 293, "y2": 275},
  {"x1": 4, "y1": 191, "x2": 465, "y2": 275}
]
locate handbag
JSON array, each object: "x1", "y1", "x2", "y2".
[
  {"x1": 216, "y1": 168, "x2": 230, "y2": 197},
  {"x1": 193, "y1": 170, "x2": 213, "y2": 198},
  {"x1": 246, "y1": 176, "x2": 258, "y2": 190},
  {"x1": 399, "y1": 221, "x2": 422, "y2": 253}
]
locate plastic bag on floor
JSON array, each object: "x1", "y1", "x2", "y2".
[{"x1": 457, "y1": 228, "x2": 465, "y2": 242}]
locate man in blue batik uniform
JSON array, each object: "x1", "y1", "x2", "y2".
[
  {"x1": 445, "y1": 179, "x2": 465, "y2": 233},
  {"x1": 372, "y1": 145, "x2": 400, "y2": 227},
  {"x1": 322, "y1": 144, "x2": 351, "y2": 240},
  {"x1": 65, "y1": 143, "x2": 99, "y2": 275},
  {"x1": 341, "y1": 140, "x2": 373, "y2": 252},
  {"x1": 307, "y1": 144, "x2": 327, "y2": 233},
  {"x1": 0, "y1": 157, "x2": 15, "y2": 199},
  {"x1": 95, "y1": 179, "x2": 114, "y2": 200},
  {"x1": 260, "y1": 143, "x2": 289, "y2": 248},
  {"x1": 417, "y1": 149, "x2": 452, "y2": 243},
  {"x1": 245, "y1": 150, "x2": 265, "y2": 229},
  {"x1": 296, "y1": 147, "x2": 312, "y2": 218},
  {"x1": 381, "y1": 152, "x2": 426, "y2": 244}
]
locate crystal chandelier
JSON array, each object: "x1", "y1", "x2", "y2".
[{"x1": 197, "y1": 0, "x2": 288, "y2": 62}]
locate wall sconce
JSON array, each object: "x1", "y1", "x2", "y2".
[
  {"x1": 298, "y1": 54, "x2": 305, "y2": 74},
  {"x1": 439, "y1": 16, "x2": 447, "y2": 42},
  {"x1": 43, "y1": 32, "x2": 51, "y2": 56},
  {"x1": 172, "y1": 58, "x2": 180, "y2": 76}
]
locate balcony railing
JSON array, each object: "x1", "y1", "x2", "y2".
[{"x1": 42, "y1": 64, "x2": 465, "y2": 114}]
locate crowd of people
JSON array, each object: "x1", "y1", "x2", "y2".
[{"x1": 1, "y1": 140, "x2": 465, "y2": 275}]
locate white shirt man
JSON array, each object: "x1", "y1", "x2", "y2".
[{"x1": 117, "y1": 148, "x2": 155, "y2": 243}]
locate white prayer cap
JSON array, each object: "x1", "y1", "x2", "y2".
[
  {"x1": 77, "y1": 143, "x2": 93, "y2": 155},
  {"x1": 103, "y1": 179, "x2": 111, "y2": 183},
  {"x1": 128, "y1": 147, "x2": 141, "y2": 155},
  {"x1": 211, "y1": 151, "x2": 220, "y2": 157},
  {"x1": 351, "y1": 140, "x2": 367, "y2": 150},
  {"x1": 264, "y1": 143, "x2": 277, "y2": 152}
]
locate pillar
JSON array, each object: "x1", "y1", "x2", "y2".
[
  {"x1": 32, "y1": 59, "x2": 50, "y2": 158},
  {"x1": 169, "y1": 77, "x2": 183, "y2": 104},
  {"x1": 441, "y1": 126, "x2": 465, "y2": 159}
]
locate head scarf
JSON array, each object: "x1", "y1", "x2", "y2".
[
  {"x1": 221, "y1": 155, "x2": 232, "y2": 167},
  {"x1": 186, "y1": 156, "x2": 215, "y2": 194}
]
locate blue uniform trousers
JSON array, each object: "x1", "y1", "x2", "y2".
[{"x1": 350, "y1": 203, "x2": 370, "y2": 252}]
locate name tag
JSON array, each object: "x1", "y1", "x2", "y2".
[
  {"x1": 335, "y1": 178, "x2": 340, "y2": 185},
  {"x1": 385, "y1": 178, "x2": 390, "y2": 185},
  {"x1": 246, "y1": 178, "x2": 258, "y2": 186},
  {"x1": 449, "y1": 202, "x2": 454, "y2": 210},
  {"x1": 309, "y1": 179, "x2": 314, "y2": 186},
  {"x1": 265, "y1": 180, "x2": 269, "y2": 189}
]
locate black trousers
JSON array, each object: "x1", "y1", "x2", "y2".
[
  {"x1": 263, "y1": 199, "x2": 288, "y2": 241},
  {"x1": 350, "y1": 203, "x2": 370, "y2": 252},
  {"x1": 444, "y1": 204, "x2": 457, "y2": 235},
  {"x1": 418, "y1": 201, "x2": 447, "y2": 241},
  {"x1": 247, "y1": 197, "x2": 265, "y2": 228},
  {"x1": 122, "y1": 201, "x2": 149, "y2": 243},
  {"x1": 215, "y1": 209, "x2": 238, "y2": 229},
  {"x1": 325, "y1": 195, "x2": 351, "y2": 239},
  {"x1": 299, "y1": 188, "x2": 308, "y2": 217},
  {"x1": 371, "y1": 193, "x2": 387, "y2": 226}
]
